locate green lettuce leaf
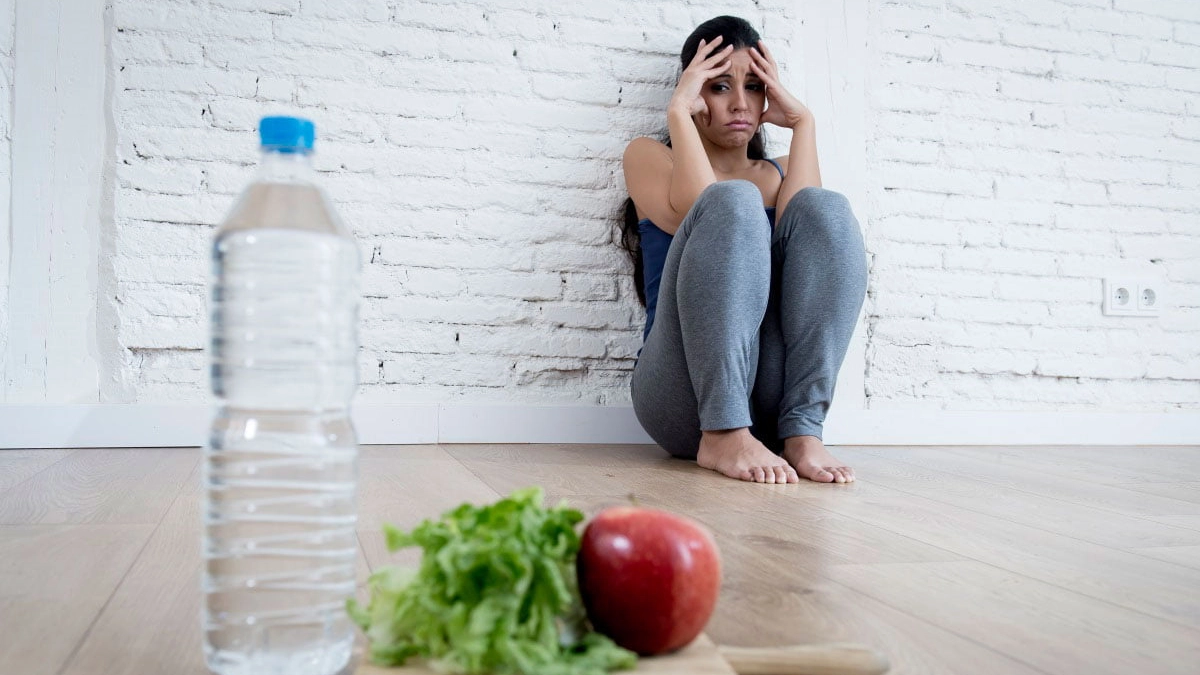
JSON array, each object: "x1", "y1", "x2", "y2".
[{"x1": 347, "y1": 487, "x2": 637, "y2": 675}]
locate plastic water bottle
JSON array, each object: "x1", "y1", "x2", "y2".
[{"x1": 203, "y1": 116, "x2": 361, "y2": 675}]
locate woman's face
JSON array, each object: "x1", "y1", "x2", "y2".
[{"x1": 692, "y1": 48, "x2": 766, "y2": 148}]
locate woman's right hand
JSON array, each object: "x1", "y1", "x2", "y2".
[{"x1": 668, "y1": 36, "x2": 734, "y2": 118}]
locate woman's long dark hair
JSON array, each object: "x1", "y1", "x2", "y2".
[{"x1": 618, "y1": 16, "x2": 767, "y2": 307}]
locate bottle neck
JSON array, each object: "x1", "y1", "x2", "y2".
[{"x1": 257, "y1": 148, "x2": 315, "y2": 184}]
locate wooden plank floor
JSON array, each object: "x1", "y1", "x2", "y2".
[{"x1": 2, "y1": 444, "x2": 1199, "y2": 675}]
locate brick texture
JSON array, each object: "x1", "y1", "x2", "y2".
[
  {"x1": 866, "y1": 0, "x2": 1200, "y2": 411},
  {"x1": 107, "y1": 0, "x2": 796, "y2": 403},
  {"x1": 0, "y1": 0, "x2": 11, "y2": 373},
  {"x1": 41, "y1": 0, "x2": 1194, "y2": 412}
]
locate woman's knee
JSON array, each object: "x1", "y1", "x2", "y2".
[
  {"x1": 699, "y1": 179, "x2": 761, "y2": 207},
  {"x1": 784, "y1": 187, "x2": 853, "y2": 224},
  {"x1": 688, "y1": 180, "x2": 770, "y2": 243},
  {"x1": 780, "y1": 187, "x2": 867, "y2": 276},
  {"x1": 782, "y1": 188, "x2": 860, "y2": 242}
]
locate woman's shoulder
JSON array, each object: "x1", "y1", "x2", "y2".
[
  {"x1": 768, "y1": 154, "x2": 790, "y2": 174},
  {"x1": 623, "y1": 137, "x2": 673, "y2": 188},
  {"x1": 624, "y1": 136, "x2": 672, "y2": 163}
]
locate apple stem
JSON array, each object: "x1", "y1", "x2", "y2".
[{"x1": 627, "y1": 493, "x2": 640, "y2": 507}]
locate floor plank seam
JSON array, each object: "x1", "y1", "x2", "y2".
[
  {"x1": 1120, "y1": 548, "x2": 1200, "y2": 573},
  {"x1": 441, "y1": 450, "x2": 507, "y2": 502},
  {"x1": 819, "y1": 572, "x2": 1060, "y2": 675},
  {"x1": 0, "y1": 450, "x2": 79, "y2": 501},
  {"x1": 787, "y1": 496, "x2": 971, "y2": 564},
  {"x1": 53, "y1": 455, "x2": 198, "y2": 675},
  {"x1": 820, "y1": 488, "x2": 1200, "y2": 634},
  {"x1": 859, "y1": 468, "x2": 1199, "y2": 558},
  {"x1": 879, "y1": 454, "x2": 1200, "y2": 527},
  {"x1": 848, "y1": 553, "x2": 1200, "y2": 636},
  {"x1": 356, "y1": 531, "x2": 373, "y2": 574}
]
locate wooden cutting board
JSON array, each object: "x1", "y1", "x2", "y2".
[{"x1": 356, "y1": 633, "x2": 737, "y2": 675}]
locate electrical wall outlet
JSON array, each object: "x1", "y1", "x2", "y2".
[
  {"x1": 1136, "y1": 284, "x2": 1160, "y2": 316},
  {"x1": 1103, "y1": 277, "x2": 1161, "y2": 317},
  {"x1": 1103, "y1": 278, "x2": 1135, "y2": 315}
]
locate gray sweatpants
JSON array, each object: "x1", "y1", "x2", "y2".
[{"x1": 631, "y1": 180, "x2": 868, "y2": 458}]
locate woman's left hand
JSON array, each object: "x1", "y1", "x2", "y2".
[{"x1": 749, "y1": 40, "x2": 813, "y2": 129}]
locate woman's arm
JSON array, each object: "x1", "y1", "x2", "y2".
[
  {"x1": 776, "y1": 117, "x2": 821, "y2": 219},
  {"x1": 623, "y1": 38, "x2": 734, "y2": 235},
  {"x1": 623, "y1": 138, "x2": 679, "y2": 234},
  {"x1": 748, "y1": 41, "x2": 821, "y2": 220},
  {"x1": 664, "y1": 103, "x2": 717, "y2": 219}
]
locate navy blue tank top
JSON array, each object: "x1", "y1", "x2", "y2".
[{"x1": 638, "y1": 158, "x2": 785, "y2": 342}]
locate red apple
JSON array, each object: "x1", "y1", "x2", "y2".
[{"x1": 576, "y1": 506, "x2": 722, "y2": 656}]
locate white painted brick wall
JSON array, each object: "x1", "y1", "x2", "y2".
[
  {"x1": 109, "y1": 0, "x2": 797, "y2": 403},
  {"x1": 866, "y1": 0, "x2": 1200, "y2": 411},
  {"x1": 89, "y1": 0, "x2": 1200, "y2": 412},
  {"x1": 0, "y1": 0, "x2": 11, "y2": 378}
]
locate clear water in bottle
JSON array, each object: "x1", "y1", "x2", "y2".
[{"x1": 204, "y1": 116, "x2": 361, "y2": 675}]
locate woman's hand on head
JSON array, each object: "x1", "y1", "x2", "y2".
[
  {"x1": 668, "y1": 36, "x2": 734, "y2": 118},
  {"x1": 749, "y1": 40, "x2": 813, "y2": 129}
]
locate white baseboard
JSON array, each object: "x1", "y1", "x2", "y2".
[
  {"x1": 0, "y1": 404, "x2": 439, "y2": 449},
  {"x1": 0, "y1": 404, "x2": 1197, "y2": 449},
  {"x1": 437, "y1": 405, "x2": 654, "y2": 444}
]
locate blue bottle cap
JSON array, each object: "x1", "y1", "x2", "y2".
[{"x1": 259, "y1": 116, "x2": 315, "y2": 153}]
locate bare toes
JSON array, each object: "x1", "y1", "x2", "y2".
[{"x1": 811, "y1": 466, "x2": 835, "y2": 483}]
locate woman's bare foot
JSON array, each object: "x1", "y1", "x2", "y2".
[
  {"x1": 782, "y1": 436, "x2": 855, "y2": 483},
  {"x1": 696, "y1": 428, "x2": 799, "y2": 484}
]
